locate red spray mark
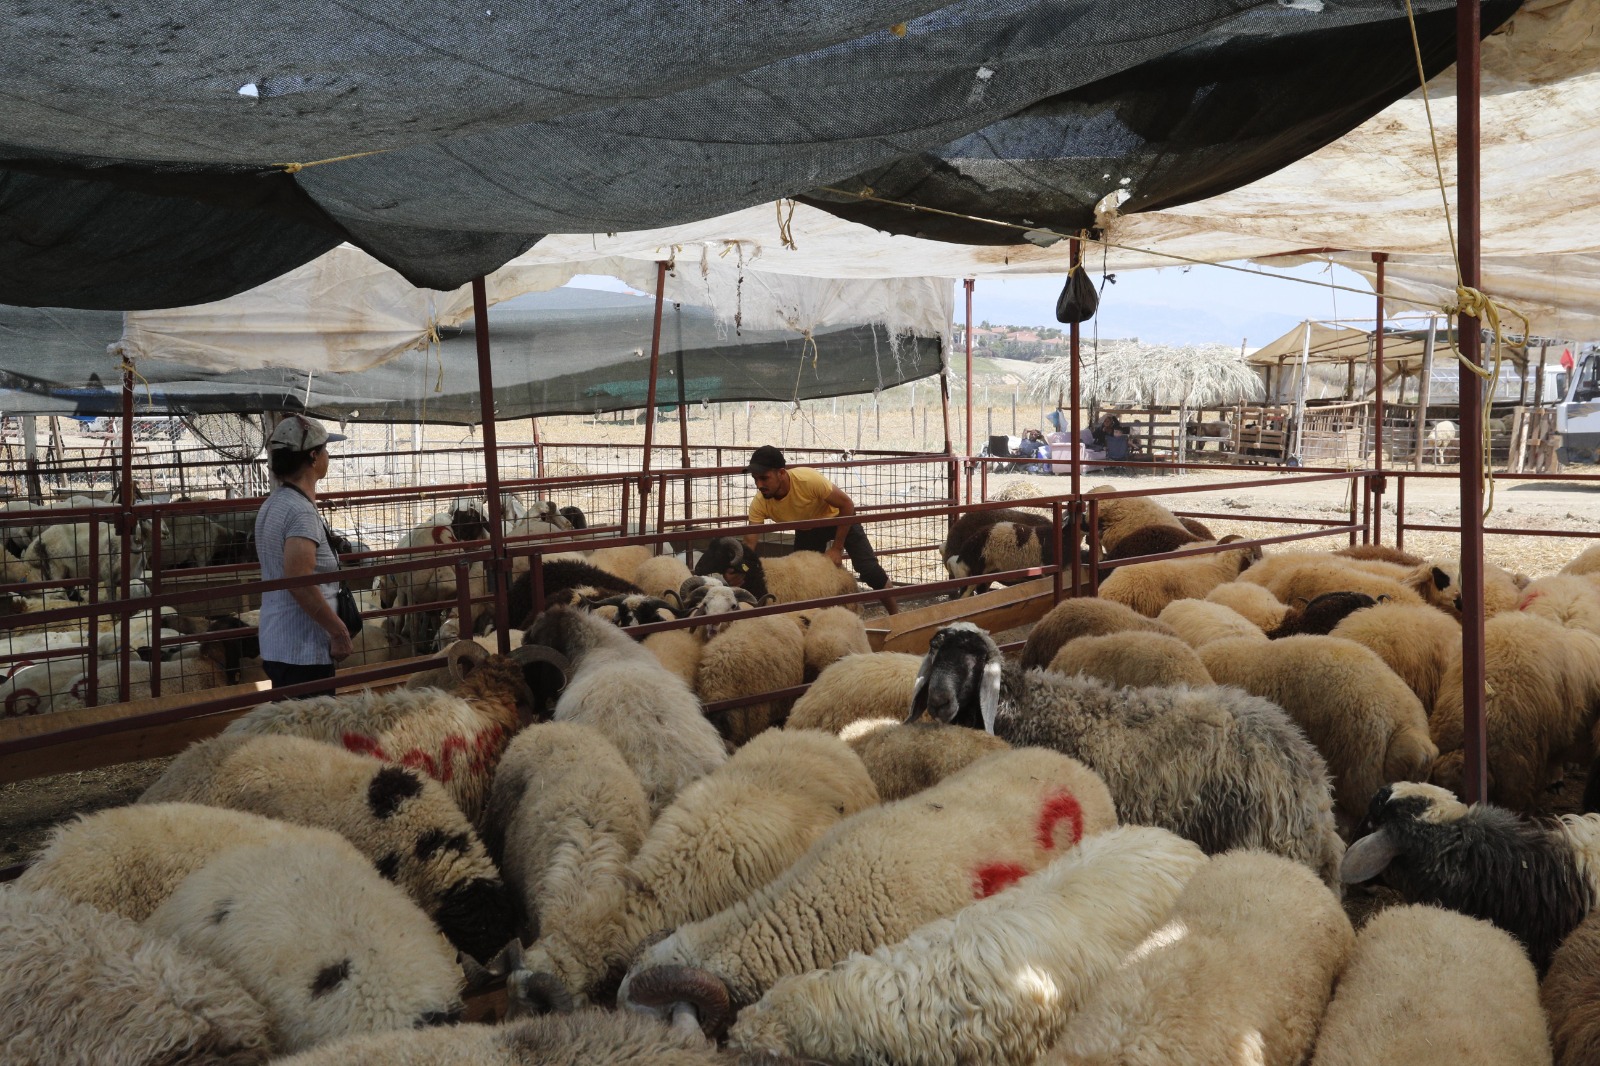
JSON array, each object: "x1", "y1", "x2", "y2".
[
  {"x1": 1037, "y1": 791, "x2": 1084, "y2": 850},
  {"x1": 341, "y1": 725, "x2": 506, "y2": 786},
  {"x1": 1518, "y1": 590, "x2": 1543, "y2": 611},
  {"x1": 974, "y1": 862, "x2": 1028, "y2": 899}
]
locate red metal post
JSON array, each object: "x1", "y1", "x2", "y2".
[
  {"x1": 119, "y1": 364, "x2": 134, "y2": 701},
  {"x1": 676, "y1": 345, "x2": 692, "y2": 537},
  {"x1": 1069, "y1": 239, "x2": 1084, "y2": 596},
  {"x1": 1372, "y1": 252, "x2": 1388, "y2": 545},
  {"x1": 964, "y1": 278, "x2": 974, "y2": 503},
  {"x1": 1456, "y1": 0, "x2": 1488, "y2": 804},
  {"x1": 471, "y1": 276, "x2": 512, "y2": 652},
  {"x1": 639, "y1": 261, "x2": 668, "y2": 535}
]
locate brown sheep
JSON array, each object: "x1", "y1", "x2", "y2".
[
  {"x1": 1048, "y1": 631, "x2": 1212, "y2": 689},
  {"x1": 1330, "y1": 603, "x2": 1460, "y2": 712},
  {"x1": 1097, "y1": 536, "x2": 1262, "y2": 618}
]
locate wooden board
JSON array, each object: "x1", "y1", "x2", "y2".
[{"x1": 865, "y1": 577, "x2": 1061, "y2": 656}]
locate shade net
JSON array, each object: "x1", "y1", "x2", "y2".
[
  {"x1": 0, "y1": 0, "x2": 1509, "y2": 308},
  {"x1": 0, "y1": 289, "x2": 943, "y2": 424}
]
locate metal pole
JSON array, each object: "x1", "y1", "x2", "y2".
[
  {"x1": 118, "y1": 365, "x2": 134, "y2": 702},
  {"x1": 1068, "y1": 238, "x2": 1083, "y2": 597},
  {"x1": 675, "y1": 340, "x2": 692, "y2": 535},
  {"x1": 1372, "y1": 253, "x2": 1387, "y2": 544},
  {"x1": 639, "y1": 261, "x2": 668, "y2": 536},
  {"x1": 1414, "y1": 318, "x2": 1438, "y2": 471},
  {"x1": 471, "y1": 276, "x2": 512, "y2": 652},
  {"x1": 964, "y1": 278, "x2": 974, "y2": 503},
  {"x1": 1456, "y1": 0, "x2": 1488, "y2": 804},
  {"x1": 1292, "y1": 321, "x2": 1311, "y2": 460}
]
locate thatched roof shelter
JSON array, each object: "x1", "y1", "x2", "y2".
[{"x1": 1030, "y1": 340, "x2": 1263, "y2": 410}]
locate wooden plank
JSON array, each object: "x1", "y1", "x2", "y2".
[
  {"x1": 866, "y1": 577, "x2": 1059, "y2": 656},
  {"x1": 0, "y1": 653, "x2": 439, "y2": 784}
]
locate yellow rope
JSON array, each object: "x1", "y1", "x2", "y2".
[
  {"x1": 117, "y1": 354, "x2": 155, "y2": 409},
  {"x1": 777, "y1": 199, "x2": 799, "y2": 251},
  {"x1": 276, "y1": 148, "x2": 393, "y2": 174}
]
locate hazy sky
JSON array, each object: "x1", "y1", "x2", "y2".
[{"x1": 572, "y1": 259, "x2": 1380, "y2": 349}]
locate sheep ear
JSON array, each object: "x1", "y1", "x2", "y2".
[
  {"x1": 979, "y1": 657, "x2": 1002, "y2": 735},
  {"x1": 906, "y1": 651, "x2": 933, "y2": 724},
  {"x1": 1340, "y1": 829, "x2": 1400, "y2": 883},
  {"x1": 1431, "y1": 566, "x2": 1451, "y2": 591}
]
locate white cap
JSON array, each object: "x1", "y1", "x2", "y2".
[{"x1": 268, "y1": 414, "x2": 346, "y2": 452}]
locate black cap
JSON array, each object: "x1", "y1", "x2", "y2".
[{"x1": 744, "y1": 445, "x2": 786, "y2": 474}]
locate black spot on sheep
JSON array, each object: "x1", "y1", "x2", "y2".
[
  {"x1": 0, "y1": 885, "x2": 272, "y2": 1066},
  {"x1": 1101, "y1": 521, "x2": 1206, "y2": 562},
  {"x1": 507, "y1": 560, "x2": 643, "y2": 629},
  {"x1": 1312, "y1": 904, "x2": 1550, "y2": 1066},
  {"x1": 940, "y1": 506, "x2": 1049, "y2": 565},
  {"x1": 1342, "y1": 782, "x2": 1600, "y2": 974},
  {"x1": 140, "y1": 733, "x2": 517, "y2": 963},
  {"x1": 1268, "y1": 590, "x2": 1379, "y2": 638},
  {"x1": 946, "y1": 519, "x2": 1062, "y2": 597},
  {"x1": 912, "y1": 622, "x2": 1345, "y2": 887},
  {"x1": 692, "y1": 537, "x2": 857, "y2": 605},
  {"x1": 146, "y1": 833, "x2": 465, "y2": 1054},
  {"x1": 730, "y1": 826, "x2": 1206, "y2": 1065},
  {"x1": 619, "y1": 747, "x2": 1118, "y2": 1037},
  {"x1": 523, "y1": 604, "x2": 726, "y2": 815}
]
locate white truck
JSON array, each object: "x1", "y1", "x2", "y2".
[{"x1": 1556, "y1": 348, "x2": 1600, "y2": 464}]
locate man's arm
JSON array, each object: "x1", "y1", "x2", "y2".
[
  {"x1": 821, "y1": 486, "x2": 857, "y2": 566},
  {"x1": 283, "y1": 536, "x2": 354, "y2": 661}
]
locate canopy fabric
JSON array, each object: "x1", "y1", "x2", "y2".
[
  {"x1": 0, "y1": 0, "x2": 1498, "y2": 306},
  {"x1": 1246, "y1": 321, "x2": 1452, "y2": 371}
]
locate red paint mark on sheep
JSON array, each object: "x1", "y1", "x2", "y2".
[
  {"x1": 974, "y1": 862, "x2": 1029, "y2": 899},
  {"x1": 1518, "y1": 590, "x2": 1543, "y2": 610},
  {"x1": 340, "y1": 726, "x2": 507, "y2": 785},
  {"x1": 1037, "y1": 791, "x2": 1084, "y2": 850}
]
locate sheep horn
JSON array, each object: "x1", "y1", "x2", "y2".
[
  {"x1": 507, "y1": 970, "x2": 578, "y2": 1018},
  {"x1": 511, "y1": 644, "x2": 572, "y2": 690},
  {"x1": 732, "y1": 588, "x2": 759, "y2": 606},
  {"x1": 661, "y1": 589, "x2": 682, "y2": 609},
  {"x1": 623, "y1": 964, "x2": 731, "y2": 1038},
  {"x1": 1339, "y1": 828, "x2": 1400, "y2": 883}
]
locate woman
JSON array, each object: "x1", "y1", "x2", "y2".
[{"x1": 255, "y1": 415, "x2": 353, "y2": 692}]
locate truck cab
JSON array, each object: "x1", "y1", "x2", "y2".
[{"x1": 1557, "y1": 348, "x2": 1600, "y2": 464}]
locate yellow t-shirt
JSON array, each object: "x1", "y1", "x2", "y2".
[{"x1": 749, "y1": 466, "x2": 840, "y2": 525}]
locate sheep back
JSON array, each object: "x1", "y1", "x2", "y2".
[
  {"x1": 948, "y1": 521, "x2": 1050, "y2": 590},
  {"x1": 17, "y1": 802, "x2": 294, "y2": 922},
  {"x1": 1096, "y1": 544, "x2": 1258, "y2": 618},
  {"x1": 1313, "y1": 905, "x2": 1549, "y2": 1066},
  {"x1": 1199, "y1": 635, "x2": 1436, "y2": 819},
  {"x1": 1158, "y1": 598, "x2": 1268, "y2": 648},
  {"x1": 797, "y1": 605, "x2": 871, "y2": 679},
  {"x1": 140, "y1": 733, "x2": 514, "y2": 963},
  {"x1": 632, "y1": 554, "x2": 693, "y2": 600},
  {"x1": 1562, "y1": 543, "x2": 1600, "y2": 578},
  {"x1": 1250, "y1": 557, "x2": 1426, "y2": 609},
  {"x1": 941, "y1": 507, "x2": 1049, "y2": 559},
  {"x1": 1518, "y1": 574, "x2": 1600, "y2": 636},
  {"x1": 787, "y1": 651, "x2": 923, "y2": 733},
  {"x1": 586, "y1": 545, "x2": 653, "y2": 586},
  {"x1": 0, "y1": 885, "x2": 272, "y2": 1066},
  {"x1": 485, "y1": 721, "x2": 650, "y2": 1000},
  {"x1": 1020, "y1": 597, "x2": 1175, "y2": 671},
  {"x1": 1542, "y1": 908, "x2": 1600, "y2": 1066},
  {"x1": 642, "y1": 628, "x2": 704, "y2": 688},
  {"x1": 1101, "y1": 522, "x2": 1202, "y2": 561},
  {"x1": 1204, "y1": 581, "x2": 1288, "y2": 631},
  {"x1": 730, "y1": 826, "x2": 1206, "y2": 1066},
  {"x1": 1046, "y1": 850, "x2": 1354, "y2": 1066},
  {"x1": 1330, "y1": 602, "x2": 1460, "y2": 712},
  {"x1": 696, "y1": 614, "x2": 806, "y2": 745},
  {"x1": 622, "y1": 747, "x2": 1117, "y2": 1009},
  {"x1": 1409, "y1": 558, "x2": 1526, "y2": 619},
  {"x1": 147, "y1": 835, "x2": 464, "y2": 1055},
  {"x1": 996, "y1": 673, "x2": 1344, "y2": 887},
  {"x1": 1091, "y1": 492, "x2": 1185, "y2": 555},
  {"x1": 1049, "y1": 631, "x2": 1212, "y2": 689},
  {"x1": 763, "y1": 550, "x2": 859, "y2": 605},
  {"x1": 839, "y1": 718, "x2": 1010, "y2": 801}
]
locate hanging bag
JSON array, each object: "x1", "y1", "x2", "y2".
[{"x1": 1054, "y1": 264, "x2": 1099, "y2": 324}]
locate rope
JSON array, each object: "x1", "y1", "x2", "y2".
[
  {"x1": 276, "y1": 149, "x2": 393, "y2": 174},
  {"x1": 116, "y1": 353, "x2": 155, "y2": 409},
  {"x1": 776, "y1": 199, "x2": 799, "y2": 251}
]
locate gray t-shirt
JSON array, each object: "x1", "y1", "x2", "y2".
[{"x1": 255, "y1": 485, "x2": 338, "y2": 665}]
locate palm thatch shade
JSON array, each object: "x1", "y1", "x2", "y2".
[{"x1": 1029, "y1": 341, "x2": 1263, "y2": 408}]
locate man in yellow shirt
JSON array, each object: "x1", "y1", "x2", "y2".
[{"x1": 743, "y1": 445, "x2": 888, "y2": 590}]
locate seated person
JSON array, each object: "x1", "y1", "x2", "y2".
[{"x1": 1014, "y1": 429, "x2": 1050, "y2": 475}]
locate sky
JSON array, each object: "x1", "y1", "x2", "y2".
[{"x1": 572, "y1": 260, "x2": 1379, "y2": 350}]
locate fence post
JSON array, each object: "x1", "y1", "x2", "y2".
[{"x1": 470, "y1": 277, "x2": 512, "y2": 651}]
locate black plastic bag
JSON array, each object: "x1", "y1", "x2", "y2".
[{"x1": 1054, "y1": 267, "x2": 1099, "y2": 324}]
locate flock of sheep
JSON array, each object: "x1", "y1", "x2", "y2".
[{"x1": 10, "y1": 482, "x2": 1600, "y2": 1064}]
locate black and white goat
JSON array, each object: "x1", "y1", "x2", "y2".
[{"x1": 1341, "y1": 780, "x2": 1600, "y2": 973}]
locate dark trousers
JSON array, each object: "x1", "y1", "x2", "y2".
[
  {"x1": 263, "y1": 660, "x2": 338, "y2": 698},
  {"x1": 793, "y1": 522, "x2": 890, "y2": 590}
]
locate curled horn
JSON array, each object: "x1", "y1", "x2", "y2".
[
  {"x1": 444, "y1": 639, "x2": 490, "y2": 680},
  {"x1": 732, "y1": 588, "x2": 760, "y2": 607},
  {"x1": 511, "y1": 643, "x2": 573, "y2": 690},
  {"x1": 661, "y1": 589, "x2": 682, "y2": 609},
  {"x1": 508, "y1": 970, "x2": 579, "y2": 1018},
  {"x1": 623, "y1": 964, "x2": 732, "y2": 1039}
]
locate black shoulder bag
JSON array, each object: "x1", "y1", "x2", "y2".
[{"x1": 281, "y1": 484, "x2": 363, "y2": 637}]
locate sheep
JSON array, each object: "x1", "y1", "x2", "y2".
[
  {"x1": 507, "y1": 559, "x2": 643, "y2": 628},
  {"x1": 1239, "y1": 549, "x2": 1408, "y2": 588},
  {"x1": 1340, "y1": 781, "x2": 1600, "y2": 972},
  {"x1": 587, "y1": 544, "x2": 654, "y2": 586},
  {"x1": 1200, "y1": 635, "x2": 1436, "y2": 820},
  {"x1": 692, "y1": 537, "x2": 858, "y2": 606},
  {"x1": 0, "y1": 654, "x2": 87, "y2": 715},
  {"x1": 1204, "y1": 579, "x2": 1288, "y2": 630},
  {"x1": 940, "y1": 507, "x2": 1049, "y2": 565},
  {"x1": 632, "y1": 553, "x2": 693, "y2": 600},
  {"x1": 838, "y1": 717, "x2": 1010, "y2": 801},
  {"x1": 378, "y1": 513, "x2": 464, "y2": 649},
  {"x1": 786, "y1": 651, "x2": 923, "y2": 734},
  {"x1": 140, "y1": 733, "x2": 517, "y2": 963},
  {"x1": 265, "y1": 1009, "x2": 755, "y2": 1066},
  {"x1": 1517, "y1": 573, "x2": 1600, "y2": 635},
  {"x1": 729, "y1": 826, "x2": 1207, "y2": 1066},
  {"x1": 1311, "y1": 904, "x2": 1550, "y2": 1066},
  {"x1": 1049, "y1": 630, "x2": 1212, "y2": 689},
  {"x1": 696, "y1": 613, "x2": 807, "y2": 744},
  {"x1": 161, "y1": 512, "x2": 237, "y2": 570},
  {"x1": 146, "y1": 834, "x2": 465, "y2": 1054},
  {"x1": 1020, "y1": 596, "x2": 1177, "y2": 671},
  {"x1": 1096, "y1": 536, "x2": 1261, "y2": 617},
  {"x1": 1562, "y1": 543, "x2": 1600, "y2": 578},
  {"x1": 227, "y1": 644, "x2": 543, "y2": 821},
  {"x1": 1268, "y1": 589, "x2": 1378, "y2": 637},
  {"x1": 483, "y1": 721, "x2": 652, "y2": 1004},
  {"x1": 1249, "y1": 556, "x2": 1428, "y2": 609},
  {"x1": 643, "y1": 628, "x2": 705, "y2": 688},
  {"x1": 1333, "y1": 542, "x2": 1425, "y2": 567},
  {"x1": 1410, "y1": 556, "x2": 1527, "y2": 619},
  {"x1": 619, "y1": 747, "x2": 1118, "y2": 1035},
  {"x1": 22, "y1": 519, "x2": 148, "y2": 600},
  {"x1": 588, "y1": 591, "x2": 683, "y2": 628},
  {"x1": 796, "y1": 605, "x2": 869, "y2": 680},
  {"x1": 1541, "y1": 908, "x2": 1600, "y2": 1066},
  {"x1": 57, "y1": 615, "x2": 267, "y2": 709},
  {"x1": 1044, "y1": 850, "x2": 1354, "y2": 1066},
  {"x1": 1098, "y1": 521, "x2": 1208, "y2": 562},
  {"x1": 516, "y1": 730, "x2": 880, "y2": 1011},
  {"x1": 1083, "y1": 485, "x2": 1188, "y2": 556},
  {"x1": 1157, "y1": 597, "x2": 1268, "y2": 648},
  {"x1": 1428, "y1": 418, "x2": 1458, "y2": 464},
  {"x1": 17, "y1": 802, "x2": 298, "y2": 922},
  {"x1": 523, "y1": 604, "x2": 726, "y2": 815},
  {"x1": 1327, "y1": 601, "x2": 1460, "y2": 712},
  {"x1": 912, "y1": 622, "x2": 1345, "y2": 887},
  {"x1": 0, "y1": 885, "x2": 273, "y2": 1066},
  {"x1": 505, "y1": 504, "x2": 575, "y2": 576},
  {"x1": 1428, "y1": 612, "x2": 1600, "y2": 811},
  {"x1": 946, "y1": 519, "x2": 1060, "y2": 597},
  {"x1": 680, "y1": 578, "x2": 761, "y2": 639}
]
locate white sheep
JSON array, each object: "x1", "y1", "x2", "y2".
[
  {"x1": 140, "y1": 733, "x2": 517, "y2": 963},
  {"x1": 630, "y1": 553, "x2": 693, "y2": 600},
  {"x1": 586, "y1": 545, "x2": 653, "y2": 586},
  {"x1": 1096, "y1": 536, "x2": 1261, "y2": 617},
  {"x1": 1204, "y1": 579, "x2": 1288, "y2": 631},
  {"x1": 147, "y1": 834, "x2": 465, "y2": 1054},
  {"x1": 696, "y1": 612, "x2": 806, "y2": 744},
  {"x1": 1517, "y1": 573, "x2": 1600, "y2": 635},
  {"x1": 839, "y1": 717, "x2": 1010, "y2": 801},
  {"x1": 23, "y1": 519, "x2": 149, "y2": 600},
  {"x1": 1562, "y1": 543, "x2": 1600, "y2": 578},
  {"x1": 1048, "y1": 630, "x2": 1213, "y2": 689},
  {"x1": 1541, "y1": 908, "x2": 1600, "y2": 1066},
  {"x1": 730, "y1": 826, "x2": 1206, "y2": 1066},
  {"x1": 0, "y1": 885, "x2": 272, "y2": 1066},
  {"x1": 1311, "y1": 905, "x2": 1550, "y2": 1066},
  {"x1": 619, "y1": 747, "x2": 1118, "y2": 1036},
  {"x1": 1428, "y1": 418, "x2": 1458, "y2": 464},
  {"x1": 786, "y1": 651, "x2": 924, "y2": 734},
  {"x1": 481, "y1": 720, "x2": 651, "y2": 1005},
  {"x1": 642, "y1": 627, "x2": 704, "y2": 688},
  {"x1": 1157, "y1": 597, "x2": 1268, "y2": 648},
  {"x1": 1044, "y1": 850, "x2": 1355, "y2": 1066},
  {"x1": 796, "y1": 604, "x2": 870, "y2": 679},
  {"x1": 524, "y1": 604, "x2": 726, "y2": 816},
  {"x1": 1328, "y1": 601, "x2": 1460, "y2": 712},
  {"x1": 1019, "y1": 596, "x2": 1178, "y2": 670}
]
